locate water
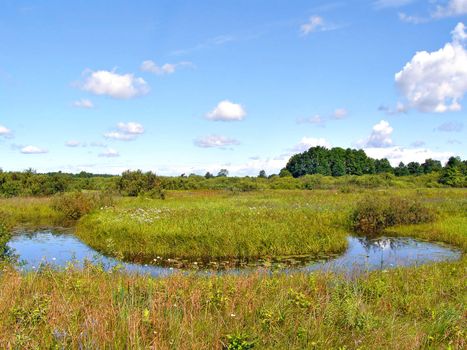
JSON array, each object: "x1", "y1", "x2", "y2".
[{"x1": 7, "y1": 230, "x2": 462, "y2": 277}]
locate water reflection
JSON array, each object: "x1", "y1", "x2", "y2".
[{"x1": 7, "y1": 231, "x2": 461, "y2": 277}]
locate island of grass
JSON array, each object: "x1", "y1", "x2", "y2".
[
  {"x1": 76, "y1": 190, "x2": 350, "y2": 263},
  {"x1": 74, "y1": 188, "x2": 465, "y2": 264}
]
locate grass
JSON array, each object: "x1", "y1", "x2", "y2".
[
  {"x1": 0, "y1": 258, "x2": 465, "y2": 349},
  {"x1": 0, "y1": 197, "x2": 65, "y2": 229},
  {"x1": 0, "y1": 188, "x2": 465, "y2": 349},
  {"x1": 76, "y1": 190, "x2": 352, "y2": 262}
]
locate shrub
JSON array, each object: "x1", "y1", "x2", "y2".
[
  {"x1": 0, "y1": 223, "x2": 12, "y2": 259},
  {"x1": 51, "y1": 191, "x2": 113, "y2": 220},
  {"x1": 351, "y1": 196, "x2": 435, "y2": 234}
]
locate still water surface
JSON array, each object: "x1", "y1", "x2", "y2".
[{"x1": 7, "y1": 230, "x2": 461, "y2": 277}]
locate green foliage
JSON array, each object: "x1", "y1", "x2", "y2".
[
  {"x1": 351, "y1": 196, "x2": 435, "y2": 234},
  {"x1": 0, "y1": 224, "x2": 11, "y2": 259},
  {"x1": 224, "y1": 333, "x2": 255, "y2": 350},
  {"x1": 116, "y1": 170, "x2": 165, "y2": 198},
  {"x1": 51, "y1": 191, "x2": 113, "y2": 220},
  {"x1": 439, "y1": 157, "x2": 467, "y2": 187}
]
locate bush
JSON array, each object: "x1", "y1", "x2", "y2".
[
  {"x1": 52, "y1": 191, "x2": 113, "y2": 220},
  {"x1": 351, "y1": 196, "x2": 435, "y2": 234},
  {"x1": 0, "y1": 223, "x2": 12, "y2": 259}
]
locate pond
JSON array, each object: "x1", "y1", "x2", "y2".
[{"x1": 7, "y1": 230, "x2": 462, "y2": 277}]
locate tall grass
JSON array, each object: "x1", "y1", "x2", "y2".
[
  {"x1": 77, "y1": 190, "x2": 351, "y2": 262},
  {"x1": 0, "y1": 258, "x2": 464, "y2": 349}
]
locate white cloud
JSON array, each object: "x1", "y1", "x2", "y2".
[
  {"x1": 332, "y1": 108, "x2": 348, "y2": 119},
  {"x1": 194, "y1": 135, "x2": 240, "y2": 149},
  {"x1": 292, "y1": 137, "x2": 331, "y2": 152},
  {"x1": 117, "y1": 122, "x2": 144, "y2": 135},
  {"x1": 395, "y1": 22, "x2": 467, "y2": 113},
  {"x1": 398, "y1": 12, "x2": 429, "y2": 24},
  {"x1": 20, "y1": 145, "x2": 48, "y2": 154},
  {"x1": 301, "y1": 16, "x2": 324, "y2": 35},
  {"x1": 364, "y1": 146, "x2": 453, "y2": 166},
  {"x1": 80, "y1": 70, "x2": 149, "y2": 99},
  {"x1": 99, "y1": 148, "x2": 120, "y2": 158},
  {"x1": 399, "y1": 1, "x2": 467, "y2": 23},
  {"x1": 103, "y1": 131, "x2": 137, "y2": 141},
  {"x1": 0, "y1": 124, "x2": 12, "y2": 138},
  {"x1": 73, "y1": 98, "x2": 94, "y2": 108},
  {"x1": 358, "y1": 120, "x2": 393, "y2": 148},
  {"x1": 433, "y1": 0, "x2": 467, "y2": 18},
  {"x1": 140, "y1": 60, "x2": 193, "y2": 75},
  {"x1": 65, "y1": 140, "x2": 81, "y2": 147},
  {"x1": 104, "y1": 122, "x2": 145, "y2": 141},
  {"x1": 205, "y1": 100, "x2": 246, "y2": 121}
]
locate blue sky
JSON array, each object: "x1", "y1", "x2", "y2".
[{"x1": 0, "y1": 0, "x2": 466, "y2": 175}]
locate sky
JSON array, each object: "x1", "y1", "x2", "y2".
[{"x1": 0, "y1": 0, "x2": 466, "y2": 176}]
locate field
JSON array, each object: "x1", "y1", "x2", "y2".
[{"x1": 0, "y1": 188, "x2": 465, "y2": 349}]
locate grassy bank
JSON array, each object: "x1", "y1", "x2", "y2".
[
  {"x1": 0, "y1": 197, "x2": 65, "y2": 229},
  {"x1": 0, "y1": 257, "x2": 465, "y2": 349}
]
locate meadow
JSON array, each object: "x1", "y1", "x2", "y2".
[{"x1": 0, "y1": 187, "x2": 465, "y2": 349}]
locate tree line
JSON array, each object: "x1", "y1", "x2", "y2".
[
  {"x1": 284, "y1": 146, "x2": 466, "y2": 186},
  {"x1": 0, "y1": 148, "x2": 465, "y2": 197}
]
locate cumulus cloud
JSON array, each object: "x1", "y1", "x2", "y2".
[
  {"x1": 99, "y1": 148, "x2": 120, "y2": 158},
  {"x1": 395, "y1": 23, "x2": 467, "y2": 113},
  {"x1": 80, "y1": 70, "x2": 149, "y2": 99},
  {"x1": 357, "y1": 120, "x2": 394, "y2": 148},
  {"x1": 104, "y1": 122, "x2": 145, "y2": 141},
  {"x1": 140, "y1": 60, "x2": 193, "y2": 75},
  {"x1": 436, "y1": 121, "x2": 464, "y2": 132},
  {"x1": 65, "y1": 140, "x2": 81, "y2": 147},
  {"x1": 291, "y1": 137, "x2": 331, "y2": 153},
  {"x1": 205, "y1": 100, "x2": 246, "y2": 121},
  {"x1": 194, "y1": 135, "x2": 240, "y2": 149},
  {"x1": 0, "y1": 124, "x2": 12, "y2": 138},
  {"x1": 20, "y1": 145, "x2": 48, "y2": 154},
  {"x1": 73, "y1": 98, "x2": 94, "y2": 109}
]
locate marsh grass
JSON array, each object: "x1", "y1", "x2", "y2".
[
  {"x1": 0, "y1": 258, "x2": 464, "y2": 349},
  {"x1": 76, "y1": 190, "x2": 351, "y2": 262},
  {"x1": 0, "y1": 188, "x2": 465, "y2": 349},
  {"x1": 0, "y1": 197, "x2": 64, "y2": 229}
]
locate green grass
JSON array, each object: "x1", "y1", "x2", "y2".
[
  {"x1": 0, "y1": 197, "x2": 65, "y2": 229},
  {"x1": 0, "y1": 257, "x2": 465, "y2": 349},
  {"x1": 0, "y1": 188, "x2": 465, "y2": 349},
  {"x1": 76, "y1": 190, "x2": 355, "y2": 262}
]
